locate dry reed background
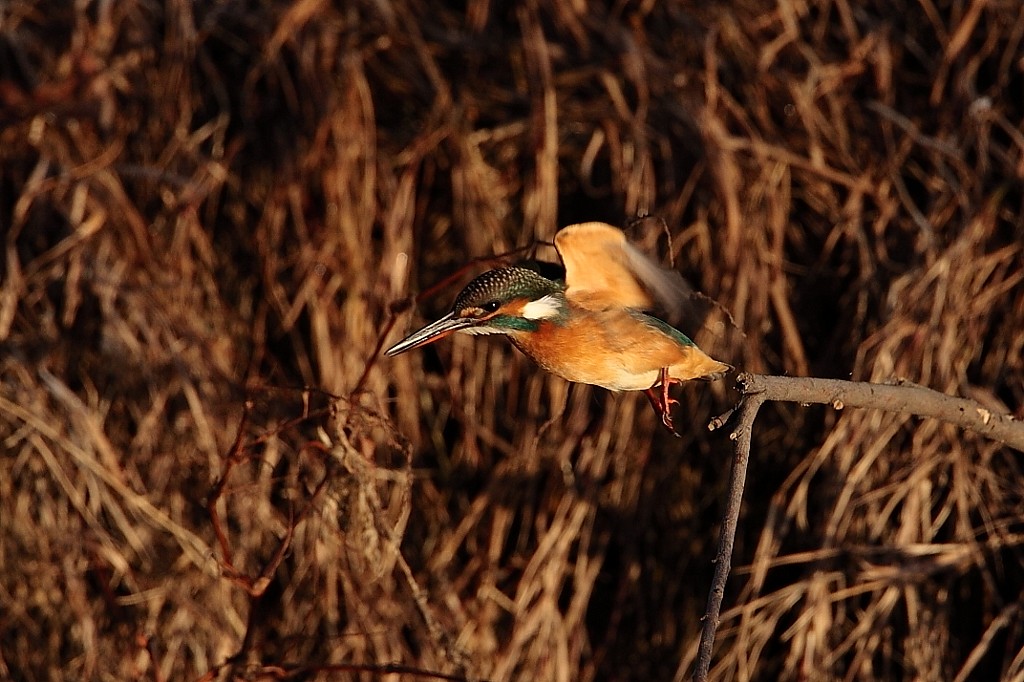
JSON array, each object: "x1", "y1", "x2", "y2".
[{"x1": 1, "y1": 0, "x2": 1023, "y2": 680}]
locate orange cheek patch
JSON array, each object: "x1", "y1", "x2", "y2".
[
  {"x1": 461, "y1": 300, "x2": 527, "y2": 322},
  {"x1": 498, "y1": 300, "x2": 526, "y2": 317}
]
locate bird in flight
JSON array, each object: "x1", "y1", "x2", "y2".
[{"x1": 386, "y1": 222, "x2": 732, "y2": 435}]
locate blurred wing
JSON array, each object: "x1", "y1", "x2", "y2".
[
  {"x1": 554, "y1": 222, "x2": 692, "y2": 317},
  {"x1": 676, "y1": 289, "x2": 747, "y2": 366}
]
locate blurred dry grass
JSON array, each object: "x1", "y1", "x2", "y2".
[{"x1": 1, "y1": 0, "x2": 1022, "y2": 680}]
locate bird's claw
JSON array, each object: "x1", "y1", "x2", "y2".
[
  {"x1": 659, "y1": 409, "x2": 682, "y2": 438},
  {"x1": 647, "y1": 368, "x2": 683, "y2": 437}
]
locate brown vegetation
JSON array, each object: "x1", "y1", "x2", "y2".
[{"x1": 1, "y1": 0, "x2": 1022, "y2": 680}]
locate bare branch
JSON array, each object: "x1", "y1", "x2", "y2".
[
  {"x1": 692, "y1": 372, "x2": 1023, "y2": 680},
  {"x1": 737, "y1": 373, "x2": 1024, "y2": 452},
  {"x1": 692, "y1": 394, "x2": 763, "y2": 682}
]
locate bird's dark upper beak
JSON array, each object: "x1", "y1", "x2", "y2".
[{"x1": 384, "y1": 312, "x2": 474, "y2": 356}]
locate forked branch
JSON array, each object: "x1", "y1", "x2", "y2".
[{"x1": 691, "y1": 372, "x2": 1024, "y2": 681}]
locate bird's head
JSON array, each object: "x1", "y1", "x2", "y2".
[{"x1": 385, "y1": 266, "x2": 566, "y2": 356}]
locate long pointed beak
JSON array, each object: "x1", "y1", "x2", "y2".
[{"x1": 384, "y1": 312, "x2": 473, "y2": 356}]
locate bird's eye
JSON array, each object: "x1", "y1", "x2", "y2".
[{"x1": 481, "y1": 301, "x2": 501, "y2": 313}]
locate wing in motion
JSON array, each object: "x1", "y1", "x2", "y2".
[{"x1": 554, "y1": 221, "x2": 693, "y2": 319}]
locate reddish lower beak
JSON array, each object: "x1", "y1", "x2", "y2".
[{"x1": 384, "y1": 312, "x2": 474, "y2": 356}]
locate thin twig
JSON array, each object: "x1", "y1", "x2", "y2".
[{"x1": 693, "y1": 394, "x2": 763, "y2": 682}]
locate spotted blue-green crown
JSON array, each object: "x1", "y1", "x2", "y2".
[{"x1": 452, "y1": 267, "x2": 562, "y2": 312}]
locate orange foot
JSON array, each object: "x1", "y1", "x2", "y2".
[{"x1": 644, "y1": 367, "x2": 682, "y2": 437}]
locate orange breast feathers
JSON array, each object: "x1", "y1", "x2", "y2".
[{"x1": 506, "y1": 309, "x2": 728, "y2": 391}]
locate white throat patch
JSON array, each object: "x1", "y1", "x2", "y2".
[{"x1": 521, "y1": 295, "x2": 563, "y2": 320}]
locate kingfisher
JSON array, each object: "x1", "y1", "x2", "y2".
[{"x1": 385, "y1": 222, "x2": 732, "y2": 435}]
